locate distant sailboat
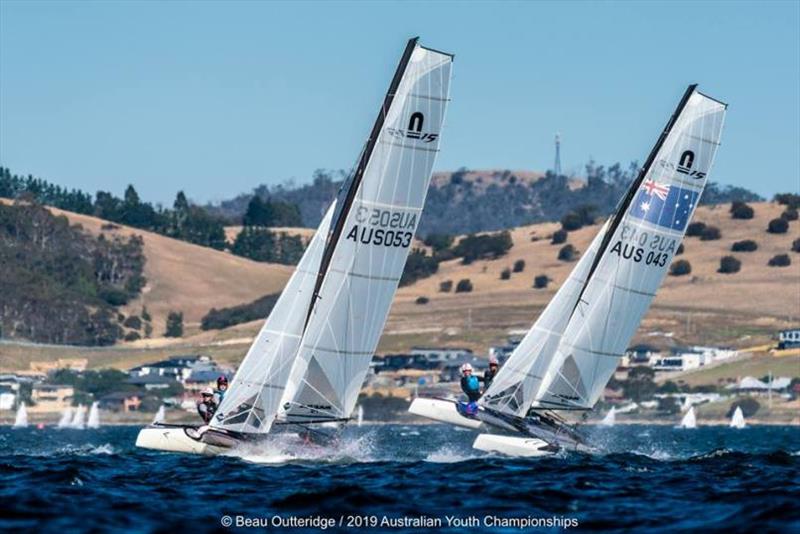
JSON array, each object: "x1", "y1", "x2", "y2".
[
  {"x1": 57, "y1": 408, "x2": 73, "y2": 428},
  {"x1": 730, "y1": 406, "x2": 746, "y2": 429},
  {"x1": 87, "y1": 402, "x2": 100, "y2": 429},
  {"x1": 600, "y1": 406, "x2": 616, "y2": 427},
  {"x1": 357, "y1": 404, "x2": 364, "y2": 427},
  {"x1": 680, "y1": 406, "x2": 697, "y2": 429},
  {"x1": 71, "y1": 405, "x2": 86, "y2": 429},
  {"x1": 152, "y1": 405, "x2": 166, "y2": 424},
  {"x1": 13, "y1": 403, "x2": 28, "y2": 428}
]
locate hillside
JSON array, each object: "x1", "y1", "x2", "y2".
[
  {"x1": 32, "y1": 204, "x2": 294, "y2": 336},
  {"x1": 208, "y1": 166, "x2": 763, "y2": 236}
]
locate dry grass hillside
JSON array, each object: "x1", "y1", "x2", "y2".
[
  {"x1": 39, "y1": 206, "x2": 294, "y2": 335},
  {"x1": 386, "y1": 202, "x2": 800, "y2": 352}
]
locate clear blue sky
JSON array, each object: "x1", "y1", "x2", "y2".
[{"x1": 1, "y1": 0, "x2": 798, "y2": 205}]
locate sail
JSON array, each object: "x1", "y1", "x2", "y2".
[
  {"x1": 680, "y1": 406, "x2": 697, "y2": 429},
  {"x1": 730, "y1": 406, "x2": 745, "y2": 429},
  {"x1": 58, "y1": 408, "x2": 73, "y2": 428},
  {"x1": 153, "y1": 405, "x2": 165, "y2": 424},
  {"x1": 210, "y1": 202, "x2": 337, "y2": 434},
  {"x1": 280, "y1": 39, "x2": 453, "y2": 423},
  {"x1": 13, "y1": 403, "x2": 27, "y2": 428},
  {"x1": 87, "y1": 402, "x2": 100, "y2": 428},
  {"x1": 535, "y1": 86, "x2": 726, "y2": 410},
  {"x1": 479, "y1": 221, "x2": 609, "y2": 417},
  {"x1": 600, "y1": 406, "x2": 616, "y2": 427},
  {"x1": 71, "y1": 404, "x2": 86, "y2": 429}
]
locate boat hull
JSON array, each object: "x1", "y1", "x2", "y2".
[
  {"x1": 473, "y1": 434, "x2": 555, "y2": 457},
  {"x1": 135, "y1": 425, "x2": 227, "y2": 455},
  {"x1": 408, "y1": 398, "x2": 482, "y2": 430}
]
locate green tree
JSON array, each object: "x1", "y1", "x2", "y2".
[
  {"x1": 165, "y1": 311, "x2": 184, "y2": 338},
  {"x1": 623, "y1": 366, "x2": 657, "y2": 402}
]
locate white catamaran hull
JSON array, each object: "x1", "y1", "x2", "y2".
[
  {"x1": 135, "y1": 426, "x2": 226, "y2": 456},
  {"x1": 473, "y1": 434, "x2": 554, "y2": 458},
  {"x1": 408, "y1": 398, "x2": 482, "y2": 430}
]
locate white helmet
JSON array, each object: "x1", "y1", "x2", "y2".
[
  {"x1": 201, "y1": 387, "x2": 214, "y2": 396},
  {"x1": 488, "y1": 355, "x2": 499, "y2": 366},
  {"x1": 460, "y1": 363, "x2": 473, "y2": 374}
]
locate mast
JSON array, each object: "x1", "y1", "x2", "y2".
[
  {"x1": 304, "y1": 37, "x2": 420, "y2": 329},
  {"x1": 569, "y1": 84, "x2": 697, "y2": 318}
]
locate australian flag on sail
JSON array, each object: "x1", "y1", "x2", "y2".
[{"x1": 628, "y1": 179, "x2": 700, "y2": 232}]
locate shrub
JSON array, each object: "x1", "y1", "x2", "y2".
[
  {"x1": 513, "y1": 259, "x2": 526, "y2": 273},
  {"x1": 768, "y1": 254, "x2": 791, "y2": 267},
  {"x1": 455, "y1": 279, "x2": 473, "y2": 293},
  {"x1": 730, "y1": 201, "x2": 754, "y2": 219},
  {"x1": 165, "y1": 311, "x2": 184, "y2": 337},
  {"x1": 201, "y1": 293, "x2": 280, "y2": 331},
  {"x1": 400, "y1": 249, "x2": 439, "y2": 286},
  {"x1": 793, "y1": 239, "x2": 800, "y2": 253},
  {"x1": 560, "y1": 205, "x2": 596, "y2": 232},
  {"x1": 774, "y1": 193, "x2": 800, "y2": 209},
  {"x1": 533, "y1": 275, "x2": 549, "y2": 289},
  {"x1": 731, "y1": 240, "x2": 758, "y2": 252},
  {"x1": 718, "y1": 256, "x2": 741, "y2": 274},
  {"x1": 551, "y1": 229, "x2": 568, "y2": 245},
  {"x1": 686, "y1": 222, "x2": 706, "y2": 237},
  {"x1": 439, "y1": 280, "x2": 453, "y2": 293},
  {"x1": 124, "y1": 331, "x2": 141, "y2": 342},
  {"x1": 415, "y1": 296, "x2": 430, "y2": 305},
  {"x1": 453, "y1": 231, "x2": 513, "y2": 264},
  {"x1": 781, "y1": 208, "x2": 798, "y2": 221},
  {"x1": 560, "y1": 212, "x2": 583, "y2": 232},
  {"x1": 423, "y1": 233, "x2": 454, "y2": 253},
  {"x1": 500, "y1": 268, "x2": 512, "y2": 280},
  {"x1": 700, "y1": 226, "x2": 721, "y2": 241},
  {"x1": 767, "y1": 218, "x2": 789, "y2": 234},
  {"x1": 123, "y1": 316, "x2": 142, "y2": 330},
  {"x1": 558, "y1": 244, "x2": 578, "y2": 262},
  {"x1": 98, "y1": 286, "x2": 130, "y2": 306},
  {"x1": 727, "y1": 397, "x2": 760, "y2": 418},
  {"x1": 669, "y1": 259, "x2": 692, "y2": 276},
  {"x1": 675, "y1": 243, "x2": 684, "y2": 255}
]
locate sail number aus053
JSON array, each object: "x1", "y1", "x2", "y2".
[
  {"x1": 345, "y1": 206, "x2": 417, "y2": 248},
  {"x1": 610, "y1": 223, "x2": 679, "y2": 268}
]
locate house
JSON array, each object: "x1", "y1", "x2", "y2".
[
  {"x1": 128, "y1": 355, "x2": 208, "y2": 382},
  {"x1": 652, "y1": 352, "x2": 702, "y2": 372},
  {"x1": 730, "y1": 376, "x2": 792, "y2": 393},
  {"x1": 99, "y1": 392, "x2": 142, "y2": 412},
  {"x1": 622, "y1": 344, "x2": 661, "y2": 367},
  {"x1": 409, "y1": 347, "x2": 473, "y2": 366},
  {"x1": 778, "y1": 328, "x2": 800, "y2": 349},
  {"x1": 488, "y1": 335, "x2": 524, "y2": 364},
  {"x1": 125, "y1": 374, "x2": 177, "y2": 391},
  {"x1": 29, "y1": 384, "x2": 74, "y2": 412},
  {"x1": 0, "y1": 389, "x2": 15, "y2": 411},
  {"x1": 183, "y1": 370, "x2": 231, "y2": 398}
]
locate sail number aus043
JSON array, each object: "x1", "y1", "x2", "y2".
[
  {"x1": 610, "y1": 222, "x2": 679, "y2": 268},
  {"x1": 345, "y1": 206, "x2": 417, "y2": 248}
]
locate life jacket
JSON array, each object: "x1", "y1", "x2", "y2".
[{"x1": 464, "y1": 375, "x2": 480, "y2": 392}]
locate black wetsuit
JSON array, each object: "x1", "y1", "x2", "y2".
[
  {"x1": 197, "y1": 399, "x2": 217, "y2": 424},
  {"x1": 483, "y1": 367, "x2": 498, "y2": 391}
]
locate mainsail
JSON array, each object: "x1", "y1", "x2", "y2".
[
  {"x1": 535, "y1": 86, "x2": 727, "y2": 410},
  {"x1": 483, "y1": 86, "x2": 726, "y2": 418},
  {"x1": 211, "y1": 202, "x2": 336, "y2": 434},
  {"x1": 279, "y1": 39, "x2": 453, "y2": 423}
]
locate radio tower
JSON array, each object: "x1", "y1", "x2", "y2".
[{"x1": 553, "y1": 133, "x2": 562, "y2": 177}]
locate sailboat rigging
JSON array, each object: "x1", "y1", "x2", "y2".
[
  {"x1": 136, "y1": 37, "x2": 453, "y2": 454},
  {"x1": 410, "y1": 85, "x2": 727, "y2": 456}
]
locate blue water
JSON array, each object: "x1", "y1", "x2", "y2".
[{"x1": 0, "y1": 424, "x2": 798, "y2": 533}]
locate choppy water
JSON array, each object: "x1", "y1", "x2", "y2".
[{"x1": 0, "y1": 424, "x2": 798, "y2": 533}]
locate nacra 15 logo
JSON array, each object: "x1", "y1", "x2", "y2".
[
  {"x1": 657, "y1": 149, "x2": 706, "y2": 179},
  {"x1": 386, "y1": 112, "x2": 439, "y2": 143}
]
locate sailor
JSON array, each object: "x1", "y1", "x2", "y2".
[
  {"x1": 214, "y1": 375, "x2": 228, "y2": 405},
  {"x1": 483, "y1": 356, "x2": 500, "y2": 391},
  {"x1": 459, "y1": 363, "x2": 482, "y2": 403},
  {"x1": 197, "y1": 388, "x2": 217, "y2": 424}
]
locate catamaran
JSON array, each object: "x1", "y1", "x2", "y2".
[
  {"x1": 410, "y1": 85, "x2": 727, "y2": 457},
  {"x1": 136, "y1": 37, "x2": 453, "y2": 455},
  {"x1": 730, "y1": 406, "x2": 745, "y2": 429},
  {"x1": 680, "y1": 406, "x2": 697, "y2": 429}
]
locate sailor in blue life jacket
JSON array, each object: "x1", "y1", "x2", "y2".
[
  {"x1": 214, "y1": 375, "x2": 228, "y2": 406},
  {"x1": 197, "y1": 388, "x2": 217, "y2": 424},
  {"x1": 459, "y1": 363, "x2": 482, "y2": 416}
]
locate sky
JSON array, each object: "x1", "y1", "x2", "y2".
[{"x1": 1, "y1": 0, "x2": 798, "y2": 205}]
